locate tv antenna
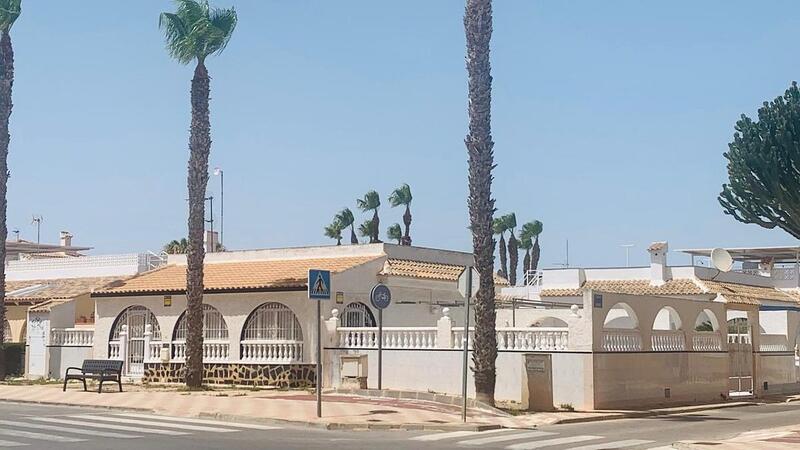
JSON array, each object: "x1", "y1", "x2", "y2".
[
  {"x1": 621, "y1": 244, "x2": 635, "y2": 267},
  {"x1": 553, "y1": 239, "x2": 570, "y2": 268},
  {"x1": 31, "y1": 215, "x2": 42, "y2": 245},
  {"x1": 11, "y1": 229, "x2": 19, "y2": 242}
]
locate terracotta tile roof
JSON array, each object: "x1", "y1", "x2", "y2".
[
  {"x1": 96, "y1": 256, "x2": 382, "y2": 295},
  {"x1": 5, "y1": 276, "x2": 129, "y2": 304},
  {"x1": 380, "y1": 259, "x2": 510, "y2": 285},
  {"x1": 698, "y1": 280, "x2": 797, "y2": 305},
  {"x1": 540, "y1": 279, "x2": 705, "y2": 298}
]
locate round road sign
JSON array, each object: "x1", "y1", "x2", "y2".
[{"x1": 370, "y1": 283, "x2": 392, "y2": 309}]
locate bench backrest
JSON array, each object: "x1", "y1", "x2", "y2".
[{"x1": 81, "y1": 359, "x2": 123, "y2": 374}]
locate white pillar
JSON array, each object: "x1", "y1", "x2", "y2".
[
  {"x1": 143, "y1": 324, "x2": 152, "y2": 363},
  {"x1": 323, "y1": 309, "x2": 341, "y2": 389},
  {"x1": 437, "y1": 308, "x2": 453, "y2": 349},
  {"x1": 119, "y1": 325, "x2": 129, "y2": 375}
]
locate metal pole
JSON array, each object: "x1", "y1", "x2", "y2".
[
  {"x1": 461, "y1": 267, "x2": 472, "y2": 422},
  {"x1": 512, "y1": 298, "x2": 516, "y2": 327},
  {"x1": 219, "y1": 170, "x2": 224, "y2": 247},
  {"x1": 378, "y1": 308, "x2": 383, "y2": 390},
  {"x1": 316, "y1": 300, "x2": 322, "y2": 418}
]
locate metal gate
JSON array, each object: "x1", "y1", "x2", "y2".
[
  {"x1": 728, "y1": 319, "x2": 753, "y2": 397},
  {"x1": 342, "y1": 302, "x2": 376, "y2": 327},
  {"x1": 111, "y1": 306, "x2": 160, "y2": 376}
]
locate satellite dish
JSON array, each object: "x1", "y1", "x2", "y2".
[{"x1": 710, "y1": 248, "x2": 734, "y2": 272}]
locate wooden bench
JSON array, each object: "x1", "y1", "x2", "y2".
[{"x1": 63, "y1": 359, "x2": 124, "y2": 393}]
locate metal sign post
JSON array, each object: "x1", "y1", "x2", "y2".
[
  {"x1": 457, "y1": 266, "x2": 479, "y2": 423},
  {"x1": 309, "y1": 269, "x2": 331, "y2": 418},
  {"x1": 370, "y1": 283, "x2": 392, "y2": 391}
]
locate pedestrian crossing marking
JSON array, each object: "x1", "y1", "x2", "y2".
[
  {"x1": 0, "y1": 440, "x2": 25, "y2": 447},
  {"x1": 411, "y1": 429, "x2": 507, "y2": 441},
  {"x1": 69, "y1": 414, "x2": 238, "y2": 433},
  {"x1": 0, "y1": 427, "x2": 86, "y2": 443},
  {"x1": 506, "y1": 434, "x2": 601, "y2": 449},
  {"x1": 112, "y1": 413, "x2": 280, "y2": 430},
  {"x1": 0, "y1": 419, "x2": 140, "y2": 439},
  {"x1": 30, "y1": 417, "x2": 189, "y2": 435},
  {"x1": 458, "y1": 431, "x2": 556, "y2": 446},
  {"x1": 569, "y1": 439, "x2": 655, "y2": 450}
]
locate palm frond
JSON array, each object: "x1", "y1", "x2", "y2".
[
  {"x1": 389, "y1": 183, "x2": 412, "y2": 207},
  {"x1": 387, "y1": 223, "x2": 402, "y2": 243},
  {"x1": 357, "y1": 190, "x2": 381, "y2": 211},
  {"x1": 0, "y1": 0, "x2": 20, "y2": 32},
  {"x1": 503, "y1": 213, "x2": 517, "y2": 231},
  {"x1": 358, "y1": 220, "x2": 372, "y2": 238},
  {"x1": 335, "y1": 208, "x2": 355, "y2": 227},
  {"x1": 160, "y1": 0, "x2": 237, "y2": 64},
  {"x1": 492, "y1": 217, "x2": 507, "y2": 235}
]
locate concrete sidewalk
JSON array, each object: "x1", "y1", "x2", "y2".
[
  {"x1": 676, "y1": 424, "x2": 800, "y2": 449},
  {"x1": 0, "y1": 384, "x2": 761, "y2": 431}
]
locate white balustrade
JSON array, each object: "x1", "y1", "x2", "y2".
[
  {"x1": 602, "y1": 330, "x2": 643, "y2": 352},
  {"x1": 170, "y1": 341, "x2": 230, "y2": 362},
  {"x1": 728, "y1": 333, "x2": 751, "y2": 345},
  {"x1": 496, "y1": 327, "x2": 569, "y2": 351},
  {"x1": 338, "y1": 327, "x2": 438, "y2": 349},
  {"x1": 693, "y1": 332, "x2": 723, "y2": 351},
  {"x1": 50, "y1": 328, "x2": 94, "y2": 346},
  {"x1": 240, "y1": 341, "x2": 303, "y2": 363},
  {"x1": 651, "y1": 330, "x2": 686, "y2": 351},
  {"x1": 108, "y1": 341, "x2": 121, "y2": 360},
  {"x1": 147, "y1": 342, "x2": 163, "y2": 362},
  {"x1": 451, "y1": 328, "x2": 475, "y2": 350}
]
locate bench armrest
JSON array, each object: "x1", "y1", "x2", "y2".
[{"x1": 64, "y1": 367, "x2": 83, "y2": 375}]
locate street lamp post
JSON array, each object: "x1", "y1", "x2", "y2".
[{"x1": 214, "y1": 167, "x2": 224, "y2": 247}]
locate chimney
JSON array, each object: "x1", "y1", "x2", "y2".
[
  {"x1": 59, "y1": 231, "x2": 73, "y2": 247},
  {"x1": 648, "y1": 241, "x2": 669, "y2": 286},
  {"x1": 204, "y1": 230, "x2": 218, "y2": 253}
]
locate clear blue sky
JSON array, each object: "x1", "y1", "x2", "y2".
[{"x1": 7, "y1": 0, "x2": 799, "y2": 267}]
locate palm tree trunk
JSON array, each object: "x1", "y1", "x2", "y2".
[
  {"x1": 464, "y1": 0, "x2": 497, "y2": 406},
  {"x1": 185, "y1": 59, "x2": 211, "y2": 389},
  {"x1": 531, "y1": 236, "x2": 541, "y2": 272},
  {"x1": 350, "y1": 225, "x2": 358, "y2": 244},
  {"x1": 372, "y1": 211, "x2": 381, "y2": 243},
  {"x1": 523, "y1": 249, "x2": 531, "y2": 276},
  {"x1": 0, "y1": 30, "x2": 13, "y2": 379},
  {"x1": 498, "y1": 234, "x2": 507, "y2": 279},
  {"x1": 508, "y1": 233, "x2": 518, "y2": 285},
  {"x1": 402, "y1": 205, "x2": 412, "y2": 246}
]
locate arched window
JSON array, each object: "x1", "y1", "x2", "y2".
[
  {"x1": 694, "y1": 309, "x2": 719, "y2": 332},
  {"x1": 342, "y1": 302, "x2": 376, "y2": 327},
  {"x1": 110, "y1": 305, "x2": 162, "y2": 341},
  {"x1": 3, "y1": 320, "x2": 10, "y2": 343},
  {"x1": 603, "y1": 302, "x2": 638, "y2": 329},
  {"x1": 242, "y1": 303, "x2": 303, "y2": 342},
  {"x1": 531, "y1": 317, "x2": 568, "y2": 328},
  {"x1": 173, "y1": 304, "x2": 228, "y2": 341},
  {"x1": 652, "y1": 306, "x2": 682, "y2": 331}
]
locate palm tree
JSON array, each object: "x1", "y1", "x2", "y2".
[
  {"x1": 504, "y1": 213, "x2": 518, "y2": 285},
  {"x1": 528, "y1": 220, "x2": 543, "y2": 272},
  {"x1": 492, "y1": 217, "x2": 508, "y2": 280},
  {"x1": 464, "y1": 0, "x2": 497, "y2": 405},
  {"x1": 0, "y1": 0, "x2": 20, "y2": 379},
  {"x1": 387, "y1": 223, "x2": 402, "y2": 244},
  {"x1": 335, "y1": 208, "x2": 358, "y2": 244},
  {"x1": 389, "y1": 183, "x2": 413, "y2": 245},
  {"x1": 324, "y1": 220, "x2": 343, "y2": 245},
  {"x1": 519, "y1": 233, "x2": 533, "y2": 275},
  {"x1": 160, "y1": 0, "x2": 237, "y2": 389},
  {"x1": 164, "y1": 238, "x2": 190, "y2": 254},
  {"x1": 357, "y1": 220, "x2": 372, "y2": 241},
  {"x1": 356, "y1": 190, "x2": 381, "y2": 243}
]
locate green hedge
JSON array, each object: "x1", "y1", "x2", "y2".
[{"x1": 3, "y1": 344, "x2": 25, "y2": 377}]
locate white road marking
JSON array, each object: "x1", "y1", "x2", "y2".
[
  {"x1": 506, "y1": 435, "x2": 601, "y2": 449},
  {"x1": 0, "y1": 427, "x2": 85, "y2": 443},
  {"x1": 30, "y1": 417, "x2": 188, "y2": 435},
  {"x1": 0, "y1": 419, "x2": 140, "y2": 439},
  {"x1": 0, "y1": 441, "x2": 26, "y2": 447},
  {"x1": 458, "y1": 431, "x2": 556, "y2": 446},
  {"x1": 411, "y1": 429, "x2": 508, "y2": 441},
  {"x1": 644, "y1": 446, "x2": 677, "y2": 450},
  {"x1": 568, "y1": 439, "x2": 656, "y2": 450},
  {"x1": 112, "y1": 413, "x2": 281, "y2": 430},
  {"x1": 68, "y1": 415, "x2": 238, "y2": 433}
]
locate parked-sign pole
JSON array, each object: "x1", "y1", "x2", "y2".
[
  {"x1": 308, "y1": 269, "x2": 331, "y2": 419},
  {"x1": 370, "y1": 283, "x2": 392, "y2": 392},
  {"x1": 378, "y1": 308, "x2": 383, "y2": 390},
  {"x1": 461, "y1": 267, "x2": 472, "y2": 423}
]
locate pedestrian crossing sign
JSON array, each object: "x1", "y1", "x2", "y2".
[{"x1": 308, "y1": 269, "x2": 331, "y2": 300}]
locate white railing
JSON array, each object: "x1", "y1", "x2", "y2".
[
  {"x1": 602, "y1": 330, "x2": 643, "y2": 352},
  {"x1": 240, "y1": 341, "x2": 303, "y2": 363},
  {"x1": 50, "y1": 328, "x2": 94, "y2": 346},
  {"x1": 451, "y1": 327, "x2": 475, "y2": 349},
  {"x1": 693, "y1": 332, "x2": 723, "y2": 351},
  {"x1": 728, "y1": 333, "x2": 751, "y2": 345},
  {"x1": 109, "y1": 341, "x2": 121, "y2": 359},
  {"x1": 146, "y1": 342, "x2": 163, "y2": 362},
  {"x1": 171, "y1": 341, "x2": 230, "y2": 362},
  {"x1": 524, "y1": 270, "x2": 543, "y2": 287},
  {"x1": 759, "y1": 333, "x2": 789, "y2": 352},
  {"x1": 651, "y1": 330, "x2": 686, "y2": 351},
  {"x1": 338, "y1": 327, "x2": 438, "y2": 349},
  {"x1": 496, "y1": 327, "x2": 569, "y2": 351}
]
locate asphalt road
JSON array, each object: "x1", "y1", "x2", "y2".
[{"x1": 1, "y1": 401, "x2": 800, "y2": 449}]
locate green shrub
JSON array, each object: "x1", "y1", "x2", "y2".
[{"x1": 3, "y1": 344, "x2": 25, "y2": 377}]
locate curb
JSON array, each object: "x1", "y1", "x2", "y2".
[
  {"x1": 332, "y1": 388, "x2": 509, "y2": 417},
  {"x1": 552, "y1": 401, "x2": 758, "y2": 425}
]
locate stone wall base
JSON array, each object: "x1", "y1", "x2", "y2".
[{"x1": 143, "y1": 362, "x2": 316, "y2": 388}]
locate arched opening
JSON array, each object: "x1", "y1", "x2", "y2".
[
  {"x1": 240, "y1": 302, "x2": 303, "y2": 362},
  {"x1": 172, "y1": 304, "x2": 230, "y2": 361},
  {"x1": 19, "y1": 322, "x2": 26, "y2": 344},
  {"x1": 109, "y1": 305, "x2": 161, "y2": 376},
  {"x1": 603, "y1": 302, "x2": 638, "y2": 329},
  {"x1": 341, "y1": 302, "x2": 376, "y2": 327},
  {"x1": 694, "y1": 309, "x2": 719, "y2": 332},
  {"x1": 652, "y1": 306, "x2": 682, "y2": 331},
  {"x1": 531, "y1": 317, "x2": 568, "y2": 328}
]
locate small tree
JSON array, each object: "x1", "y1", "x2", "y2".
[
  {"x1": 324, "y1": 220, "x2": 343, "y2": 245},
  {"x1": 387, "y1": 223, "x2": 402, "y2": 244},
  {"x1": 504, "y1": 213, "x2": 518, "y2": 285},
  {"x1": 358, "y1": 220, "x2": 372, "y2": 242},
  {"x1": 164, "y1": 238, "x2": 190, "y2": 254},
  {"x1": 335, "y1": 208, "x2": 358, "y2": 244},
  {"x1": 389, "y1": 183, "x2": 413, "y2": 245},
  {"x1": 356, "y1": 190, "x2": 381, "y2": 243},
  {"x1": 719, "y1": 82, "x2": 800, "y2": 239}
]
